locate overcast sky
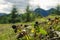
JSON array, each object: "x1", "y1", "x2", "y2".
[{"x1": 0, "y1": 0, "x2": 60, "y2": 14}]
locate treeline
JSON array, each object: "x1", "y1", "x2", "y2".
[
  {"x1": 50, "y1": 5, "x2": 60, "y2": 15},
  {"x1": 0, "y1": 6, "x2": 41, "y2": 24},
  {"x1": 0, "y1": 5, "x2": 60, "y2": 24}
]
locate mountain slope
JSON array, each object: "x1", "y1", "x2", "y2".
[{"x1": 34, "y1": 8, "x2": 56, "y2": 17}]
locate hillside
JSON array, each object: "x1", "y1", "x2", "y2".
[
  {"x1": 0, "y1": 15, "x2": 60, "y2": 40},
  {"x1": 34, "y1": 8, "x2": 56, "y2": 17}
]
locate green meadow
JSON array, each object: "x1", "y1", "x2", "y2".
[{"x1": 0, "y1": 15, "x2": 60, "y2": 40}]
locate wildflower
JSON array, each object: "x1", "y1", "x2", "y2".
[
  {"x1": 12, "y1": 25, "x2": 16, "y2": 29},
  {"x1": 34, "y1": 21, "x2": 39, "y2": 30},
  {"x1": 31, "y1": 28, "x2": 35, "y2": 33},
  {"x1": 12, "y1": 25, "x2": 18, "y2": 33},
  {"x1": 17, "y1": 31, "x2": 27, "y2": 39},
  {"x1": 24, "y1": 24, "x2": 29, "y2": 27}
]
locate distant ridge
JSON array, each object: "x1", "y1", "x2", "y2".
[
  {"x1": 34, "y1": 8, "x2": 55, "y2": 17},
  {"x1": 47, "y1": 8, "x2": 56, "y2": 13},
  {"x1": 0, "y1": 13, "x2": 7, "y2": 16}
]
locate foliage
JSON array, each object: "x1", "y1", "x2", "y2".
[
  {"x1": 10, "y1": 6, "x2": 18, "y2": 23},
  {"x1": 0, "y1": 5, "x2": 41, "y2": 23},
  {"x1": 50, "y1": 5, "x2": 60, "y2": 15},
  {"x1": 0, "y1": 5, "x2": 60, "y2": 24},
  {"x1": 25, "y1": 6, "x2": 35, "y2": 22}
]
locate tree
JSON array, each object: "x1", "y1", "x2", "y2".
[
  {"x1": 10, "y1": 6, "x2": 18, "y2": 23},
  {"x1": 51, "y1": 5, "x2": 60, "y2": 15},
  {"x1": 25, "y1": 5, "x2": 31, "y2": 22},
  {"x1": 56, "y1": 5, "x2": 60, "y2": 15}
]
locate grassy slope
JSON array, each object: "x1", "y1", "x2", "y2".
[{"x1": 0, "y1": 15, "x2": 60, "y2": 40}]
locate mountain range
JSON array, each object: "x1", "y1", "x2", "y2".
[
  {"x1": 0, "y1": 8, "x2": 56, "y2": 17},
  {"x1": 34, "y1": 8, "x2": 55, "y2": 17}
]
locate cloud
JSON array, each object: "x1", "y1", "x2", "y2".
[
  {"x1": 29, "y1": 0, "x2": 60, "y2": 10},
  {"x1": 0, "y1": 0, "x2": 60, "y2": 13},
  {"x1": 0, "y1": 0, "x2": 28, "y2": 13},
  {"x1": 5, "y1": 0, "x2": 28, "y2": 9},
  {"x1": 0, "y1": 0, "x2": 13, "y2": 14},
  {"x1": 5, "y1": 0, "x2": 28, "y2": 13}
]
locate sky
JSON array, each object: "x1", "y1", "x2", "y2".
[{"x1": 0, "y1": 0, "x2": 60, "y2": 14}]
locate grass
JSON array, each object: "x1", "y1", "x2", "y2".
[
  {"x1": 0, "y1": 15, "x2": 60, "y2": 40},
  {"x1": 0, "y1": 24, "x2": 18, "y2": 40}
]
